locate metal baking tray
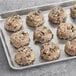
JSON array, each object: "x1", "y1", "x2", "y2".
[{"x1": 0, "y1": 0, "x2": 76, "y2": 70}]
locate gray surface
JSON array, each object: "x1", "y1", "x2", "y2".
[{"x1": 0, "y1": 0, "x2": 76, "y2": 76}]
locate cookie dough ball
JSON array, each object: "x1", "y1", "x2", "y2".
[
  {"x1": 10, "y1": 30, "x2": 30, "y2": 48},
  {"x1": 34, "y1": 26, "x2": 53, "y2": 43},
  {"x1": 65, "y1": 37, "x2": 76, "y2": 56},
  {"x1": 57, "y1": 23, "x2": 76, "y2": 40},
  {"x1": 26, "y1": 10, "x2": 44, "y2": 27},
  {"x1": 70, "y1": 5, "x2": 76, "y2": 19},
  {"x1": 40, "y1": 42, "x2": 60, "y2": 61},
  {"x1": 15, "y1": 46, "x2": 35, "y2": 65},
  {"x1": 48, "y1": 7, "x2": 66, "y2": 24},
  {"x1": 4, "y1": 15, "x2": 22, "y2": 32}
]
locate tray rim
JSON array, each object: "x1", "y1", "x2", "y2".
[{"x1": 0, "y1": 0, "x2": 76, "y2": 70}]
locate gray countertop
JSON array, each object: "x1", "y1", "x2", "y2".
[{"x1": 0, "y1": 0, "x2": 76, "y2": 76}]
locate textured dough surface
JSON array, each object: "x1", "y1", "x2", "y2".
[
  {"x1": 34, "y1": 26, "x2": 53, "y2": 43},
  {"x1": 70, "y1": 5, "x2": 76, "y2": 19},
  {"x1": 57, "y1": 23, "x2": 76, "y2": 40},
  {"x1": 10, "y1": 30, "x2": 30, "y2": 48},
  {"x1": 15, "y1": 46, "x2": 35, "y2": 65},
  {"x1": 48, "y1": 7, "x2": 66, "y2": 24},
  {"x1": 5, "y1": 15, "x2": 22, "y2": 32},
  {"x1": 40, "y1": 42, "x2": 60, "y2": 61},
  {"x1": 26, "y1": 10, "x2": 44, "y2": 27},
  {"x1": 65, "y1": 37, "x2": 76, "y2": 56}
]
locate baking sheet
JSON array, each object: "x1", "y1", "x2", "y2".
[{"x1": 0, "y1": 0, "x2": 76, "y2": 70}]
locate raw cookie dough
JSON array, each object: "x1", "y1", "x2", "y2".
[
  {"x1": 15, "y1": 46, "x2": 35, "y2": 65},
  {"x1": 70, "y1": 5, "x2": 76, "y2": 19},
  {"x1": 4, "y1": 15, "x2": 22, "y2": 32},
  {"x1": 10, "y1": 30, "x2": 30, "y2": 48},
  {"x1": 65, "y1": 37, "x2": 76, "y2": 56},
  {"x1": 48, "y1": 7, "x2": 67, "y2": 24},
  {"x1": 33, "y1": 26, "x2": 53, "y2": 43},
  {"x1": 26, "y1": 10, "x2": 44, "y2": 27},
  {"x1": 57, "y1": 23, "x2": 76, "y2": 40},
  {"x1": 40, "y1": 42, "x2": 60, "y2": 61}
]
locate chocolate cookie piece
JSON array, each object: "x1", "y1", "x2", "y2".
[
  {"x1": 33, "y1": 26, "x2": 53, "y2": 43},
  {"x1": 10, "y1": 30, "x2": 30, "y2": 48},
  {"x1": 40, "y1": 42, "x2": 60, "y2": 61},
  {"x1": 48, "y1": 7, "x2": 66, "y2": 24},
  {"x1": 57, "y1": 23, "x2": 76, "y2": 40},
  {"x1": 15, "y1": 46, "x2": 35, "y2": 66},
  {"x1": 65, "y1": 37, "x2": 76, "y2": 56},
  {"x1": 26, "y1": 10, "x2": 44, "y2": 27},
  {"x1": 5, "y1": 15, "x2": 22, "y2": 32},
  {"x1": 70, "y1": 5, "x2": 76, "y2": 19}
]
